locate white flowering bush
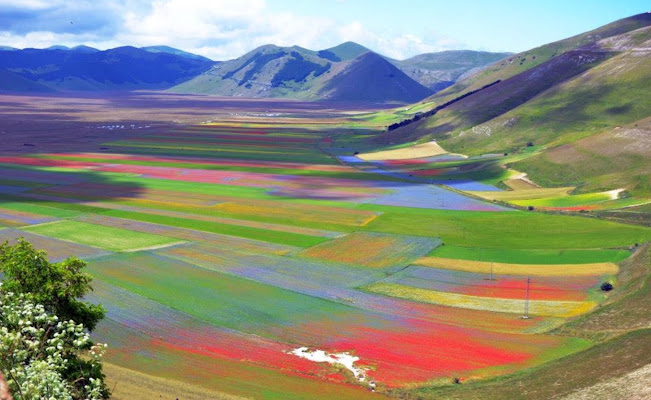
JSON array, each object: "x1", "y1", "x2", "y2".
[{"x1": 0, "y1": 286, "x2": 107, "y2": 399}]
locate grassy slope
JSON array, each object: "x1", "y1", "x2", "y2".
[
  {"x1": 512, "y1": 116, "x2": 651, "y2": 196},
  {"x1": 555, "y1": 243, "x2": 650, "y2": 340},
  {"x1": 403, "y1": 329, "x2": 650, "y2": 400},
  {"x1": 105, "y1": 363, "x2": 244, "y2": 400},
  {"x1": 440, "y1": 35, "x2": 650, "y2": 154},
  {"x1": 372, "y1": 20, "x2": 650, "y2": 200},
  {"x1": 426, "y1": 13, "x2": 651, "y2": 104},
  {"x1": 401, "y1": 244, "x2": 651, "y2": 399}
]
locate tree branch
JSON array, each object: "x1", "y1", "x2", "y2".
[{"x1": 0, "y1": 370, "x2": 13, "y2": 400}]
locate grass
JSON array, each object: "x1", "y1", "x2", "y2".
[
  {"x1": 511, "y1": 191, "x2": 614, "y2": 208},
  {"x1": 428, "y1": 245, "x2": 631, "y2": 264},
  {"x1": 99, "y1": 209, "x2": 328, "y2": 247},
  {"x1": 0, "y1": 199, "x2": 81, "y2": 219},
  {"x1": 22, "y1": 220, "x2": 180, "y2": 251},
  {"x1": 470, "y1": 187, "x2": 573, "y2": 202},
  {"x1": 360, "y1": 204, "x2": 651, "y2": 249},
  {"x1": 555, "y1": 243, "x2": 650, "y2": 339},
  {"x1": 104, "y1": 363, "x2": 243, "y2": 400}
]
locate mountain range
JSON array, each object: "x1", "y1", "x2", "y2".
[
  {"x1": 171, "y1": 42, "x2": 509, "y2": 102},
  {"x1": 0, "y1": 42, "x2": 509, "y2": 103},
  {"x1": 0, "y1": 46, "x2": 214, "y2": 91}
]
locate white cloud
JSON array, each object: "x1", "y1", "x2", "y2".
[{"x1": 0, "y1": 0, "x2": 460, "y2": 60}]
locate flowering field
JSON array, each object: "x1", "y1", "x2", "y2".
[
  {"x1": 363, "y1": 282, "x2": 596, "y2": 317},
  {"x1": 298, "y1": 232, "x2": 440, "y2": 269},
  {"x1": 0, "y1": 118, "x2": 648, "y2": 398}
]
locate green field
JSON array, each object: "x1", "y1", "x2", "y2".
[
  {"x1": 23, "y1": 220, "x2": 181, "y2": 251},
  {"x1": 429, "y1": 245, "x2": 631, "y2": 264}
]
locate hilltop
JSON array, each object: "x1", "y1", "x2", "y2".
[
  {"x1": 172, "y1": 45, "x2": 435, "y2": 103},
  {"x1": 320, "y1": 52, "x2": 433, "y2": 102},
  {"x1": 170, "y1": 42, "x2": 509, "y2": 102}
]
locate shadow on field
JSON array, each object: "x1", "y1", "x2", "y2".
[{"x1": 0, "y1": 168, "x2": 145, "y2": 212}]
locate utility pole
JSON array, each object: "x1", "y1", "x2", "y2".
[
  {"x1": 522, "y1": 277, "x2": 531, "y2": 319},
  {"x1": 484, "y1": 260, "x2": 496, "y2": 281}
]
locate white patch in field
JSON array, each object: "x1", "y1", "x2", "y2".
[
  {"x1": 605, "y1": 188, "x2": 625, "y2": 200},
  {"x1": 287, "y1": 347, "x2": 368, "y2": 382}
]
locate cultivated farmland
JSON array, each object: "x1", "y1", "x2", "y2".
[{"x1": 0, "y1": 94, "x2": 649, "y2": 399}]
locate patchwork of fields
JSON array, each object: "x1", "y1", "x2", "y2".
[
  {"x1": 342, "y1": 142, "x2": 651, "y2": 212},
  {"x1": 0, "y1": 118, "x2": 649, "y2": 398}
]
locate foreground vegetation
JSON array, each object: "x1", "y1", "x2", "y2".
[{"x1": 0, "y1": 240, "x2": 109, "y2": 399}]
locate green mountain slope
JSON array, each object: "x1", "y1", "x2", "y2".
[
  {"x1": 320, "y1": 52, "x2": 433, "y2": 102},
  {"x1": 0, "y1": 68, "x2": 55, "y2": 92},
  {"x1": 375, "y1": 14, "x2": 651, "y2": 197},
  {"x1": 171, "y1": 42, "x2": 508, "y2": 100},
  {"x1": 427, "y1": 12, "x2": 651, "y2": 104}
]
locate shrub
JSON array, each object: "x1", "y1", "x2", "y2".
[
  {"x1": 600, "y1": 282, "x2": 614, "y2": 292},
  {"x1": 0, "y1": 287, "x2": 108, "y2": 399},
  {"x1": 0, "y1": 239, "x2": 109, "y2": 399},
  {"x1": 0, "y1": 239, "x2": 105, "y2": 331}
]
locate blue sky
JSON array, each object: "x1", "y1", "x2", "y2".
[{"x1": 0, "y1": 0, "x2": 648, "y2": 60}]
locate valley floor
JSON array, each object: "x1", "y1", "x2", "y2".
[{"x1": 0, "y1": 93, "x2": 648, "y2": 399}]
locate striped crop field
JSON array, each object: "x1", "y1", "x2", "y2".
[
  {"x1": 381, "y1": 266, "x2": 600, "y2": 301},
  {"x1": 1, "y1": 116, "x2": 649, "y2": 398},
  {"x1": 298, "y1": 232, "x2": 440, "y2": 269},
  {"x1": 363, "y1": 282, "x2": 596, "y2": 318},
  {"x1": 414, "y1": 257, "x2": 619, "y2": 277}
]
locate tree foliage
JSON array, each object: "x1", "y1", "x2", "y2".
[
  {"x1": 0, "y1": 239, "x2": 105, "y2": 331},
  {"x1": 0, "y1": 239, "x2": 109, "y2": 399}
]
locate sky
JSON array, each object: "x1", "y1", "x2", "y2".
[{"x1": 0, "y1": 0, "x2": 648, "y2": 60}]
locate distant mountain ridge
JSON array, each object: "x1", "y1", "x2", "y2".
[
  {"x1": 170, "y1": 42, "x2": 508, "y2": 102},
  {"x1": 140, "y1": 46, "x2": 213, "y2": 62},
  {"x1": 170, "y1": 43, "x2": 436, "y2": 102},
  {"x1": 0, "y1": 41, "x2": 509, "y2": 102},
  {"x1": 0, "y1": 46, "x2": 215, "y2": 91}
]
